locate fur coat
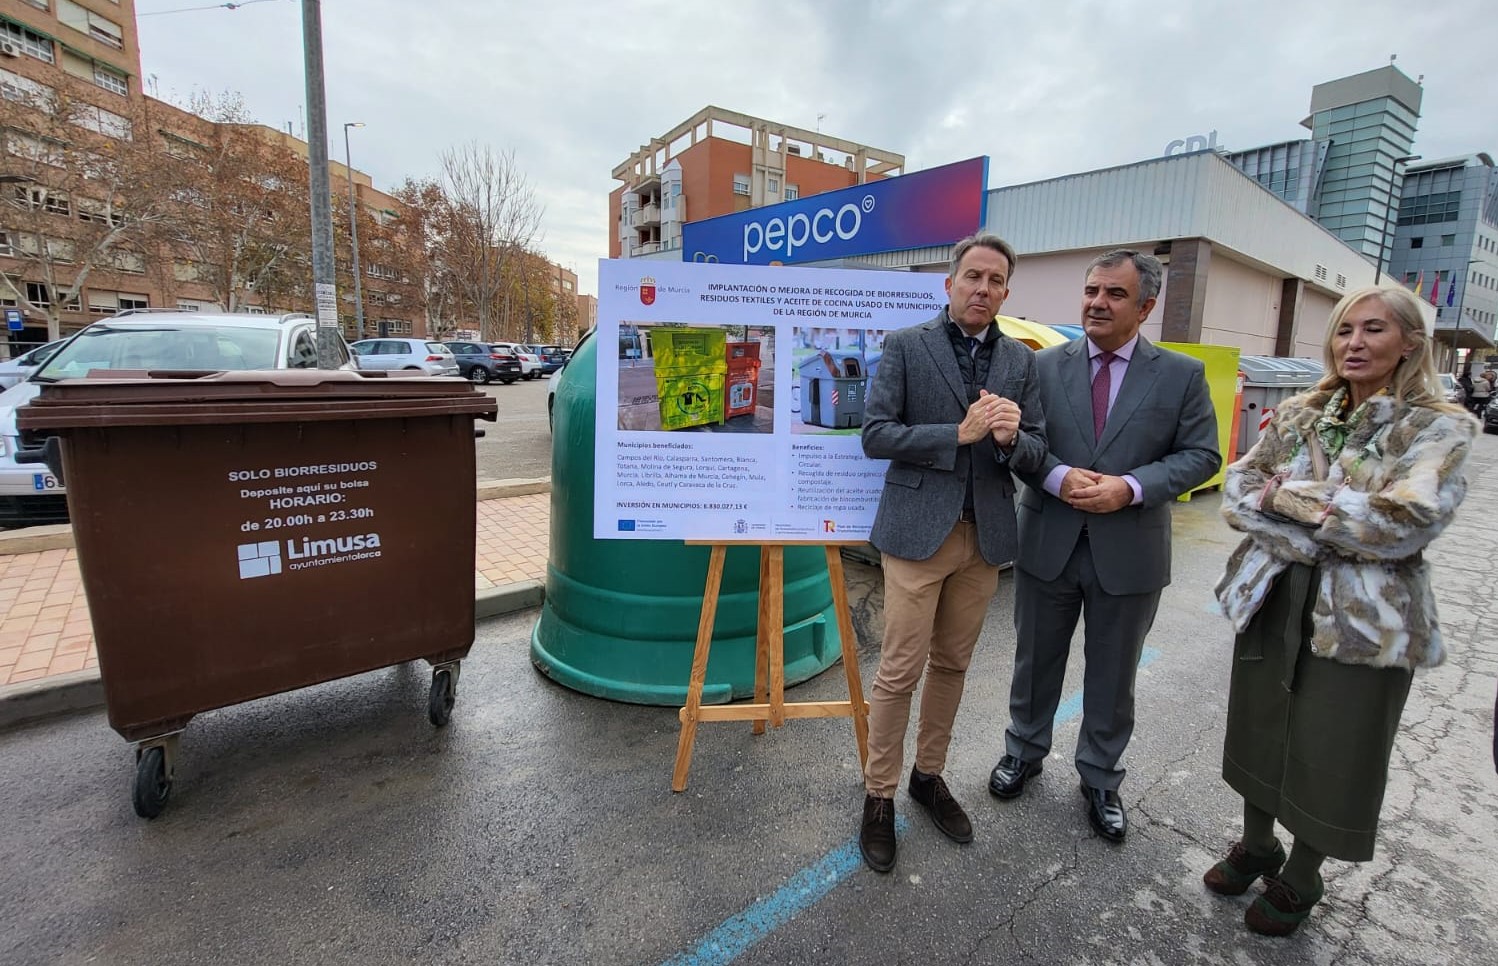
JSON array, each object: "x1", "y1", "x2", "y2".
[{"x1": 1215, "y1": 388, "x2": 1475, "y2": 670}]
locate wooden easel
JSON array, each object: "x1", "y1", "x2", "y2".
[{"x1": 671, "y1": 542, "x2": 870, "y2": 792}]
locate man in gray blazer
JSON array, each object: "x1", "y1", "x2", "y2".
[
  {"x1": 857, "y1": 233, "x2": 1048, "y2": 873},
  {"x1": 989, "y1": 249, "x2": 1220, "y2": 843}
]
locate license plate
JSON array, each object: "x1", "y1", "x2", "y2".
[{"x1": 33, "y1": 473, "x2": 60, "y2": 491}]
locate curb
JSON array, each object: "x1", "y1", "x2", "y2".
[
  {"x1": 0, "y1": 580, "x2": 548, "y2": 732},
  {"x1": 0, "y1": 477, "x2": 553, "y2": 556}
]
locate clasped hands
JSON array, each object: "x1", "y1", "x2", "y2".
[
  {"x1": 958, "y1": 389, "x2": 1021, "y2": 448},
  {"x1": 1059, "y1": 467, "x2": 1133, "y2": 514}
]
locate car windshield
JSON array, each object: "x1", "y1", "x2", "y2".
[
  {"x1": 425, "y1": 342, "x2": 449, "y2": 354},
  {"x1": 32, "y1": 324, "x2": 282, "y2": 382}
]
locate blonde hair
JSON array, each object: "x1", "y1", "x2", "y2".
[{"x1": 1316, "y1": 285, "x2": 1466, "y2": 415}]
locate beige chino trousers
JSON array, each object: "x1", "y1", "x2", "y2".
[{"x1": 864, "y1": 520, "x2": 999, "y2": 798}]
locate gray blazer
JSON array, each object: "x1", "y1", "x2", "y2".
[
  {"x1": 1016, "y1": 335, "x2": 1220, "y2": 595},
  {"x1": 863, "y1": 312, "x2": 1048, "y2": 566}
]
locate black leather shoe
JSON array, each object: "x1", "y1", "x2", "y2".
[
  {"x1": 988, "y1": 754, "x2": 1043, "y2": 799},
  {"x1": 1082, "y1": 782, "x2": 1126, "y2": 842},
  {"x1": 859, "y1": 794, "x2": 897, "y2": 873},
  {"x1": 907, "y1": 767, "x2": 973, "y2": 843}
]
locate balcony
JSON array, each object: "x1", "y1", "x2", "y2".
[
  {"x1": 633, "y1": 241, "x2": 661, "y2": 256},
  {"x1": 630, "y1": 203, "x2": 661, "y2": 227}
]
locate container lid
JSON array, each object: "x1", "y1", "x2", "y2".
[
  {"x1": 1237, "y1": 356, "x2": 1325, "y2": 386},
  {"x1": 17, "y1": 369, "x2": 497, "y2": 430}
]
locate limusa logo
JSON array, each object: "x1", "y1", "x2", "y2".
[
  {"x1": 237, "y1": 532, "x2": 383, "y2": 578},
  {"x1": 640, "y1": 276, "x2": 656, "y2": 306}
]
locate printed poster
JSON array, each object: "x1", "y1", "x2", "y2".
[{"x1": 595, "y1": 259, "x2": 948, "y2": 541}]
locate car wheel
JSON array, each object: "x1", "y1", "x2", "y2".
[{"x1": 468, "y1": 367, "x2": 491, "y2": 385}]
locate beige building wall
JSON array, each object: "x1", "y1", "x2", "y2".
[
  {"x1": 995, "y1": 250, "x2": 1169, "y2": 344},
  {"x1": 1298, "y1": 290, "x2": 1338, "y2": 360},
  {"x1": 1200, "y1": 256, "x2": 1280, "y2": 354}
]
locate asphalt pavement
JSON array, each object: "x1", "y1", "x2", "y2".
[
  {"x1": 1, "y1": 439, "x2": 1496, "y2": 966},
  {"x1": 474, "y1": 377, "x2": 554, "y2": 482}
]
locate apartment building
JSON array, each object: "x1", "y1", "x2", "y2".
[
  {"x1": 574, "y1": 293, "x2": 596, "y2": 343},
  {"x1": 0, "y1": 0, "x2": 426, "y2": 352},
  {"x1": 609, "y1": 106, "x2": 903, "y2": 259}
]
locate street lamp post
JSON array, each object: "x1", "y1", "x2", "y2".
[
  {"x1": 343, "y1": 122, "x2": 366, "y2": 342},
  {"x1": 1373, "y1": 154, "x2": 1422, "y2": 284}
]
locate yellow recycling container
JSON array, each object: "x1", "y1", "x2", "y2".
[
  {"x1": 1157, "y1": 341, "x2": 1240, "y2": 500},
  {"x1": 649, "y1": 328, "x2": 727, "y2": 431}
]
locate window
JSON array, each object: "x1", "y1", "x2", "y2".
[
  {"x1": 118, "y1": 293, "x2": 147, "y2": 311},
  {"x1": 172, "y1": 260, "x2": 205, "y2": 282},
  {"x1": 1410, "y1": 237, "x2": 1423, "y2": 249},
  {"x1": 92, "y1": 64, "x2": 126, "y2": 96},
  {"x1": 242, "y1": 305, "x2": 267, "y2": 315},
  {"x1": 732, "y1": 174, "x2": 750, "y2": 196},
  {"x1": 1441, "y1": 234, "x2": 1456, "y2": 246},
  {"x1": 366, "y1": 263, "x2": 399, "y2": 280},
  {"x1": 86, "y1": 289, "x2": 116, "y2": 314},
  {"x1": 287, "y1": 329, "x2": 318, "y2": 369},
  {"x1": 176, "y1": 301, "x2": 202, "y2": 312},
  {"x1": 1, "y1": 21, "x2": 55, "y2": 63},
  {"x1": 0, "y1": 230, "x2": 10, "y2": 256},
  {"x1": 767, "y1": 177, "x2": 779, "y2": 193},
  {"x1": 161, "y1": 131, "x2": 206, "y2": 162},
  {"x1": 26, "y1": 281, "x2": 51, "y2": 306},
  {"x1": 55, "y1": 1, "x2": 125, "y2": 50},
  {"x1": 784, "y1": 185, "x2": 799, "y2": 201},
  {"x1": 111, "y1": 250, "x2": 144, "y2": 274},
  {"x1": 76, "y1": 197, "x2": 121, "y2": 225}
]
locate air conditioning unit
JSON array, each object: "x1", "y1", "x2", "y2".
[{"x1": 0, "y1": 41, "x2": 19, "y2": 57}]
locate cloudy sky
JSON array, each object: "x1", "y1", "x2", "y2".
[{"x1": 133, "y1": 0, "x2": 1498, "y2": 296}]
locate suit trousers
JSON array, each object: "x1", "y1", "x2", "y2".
[
  {"x1": 1006, "y1": 533, "x2": 1161, "y2": 790},
  {"x1": 864, "y1": 520, "x2": 999, "y2": 798}
]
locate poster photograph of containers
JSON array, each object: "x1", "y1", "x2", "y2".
[{"x1": 595, "y1": 259, "x2": 945, "y2": 542}]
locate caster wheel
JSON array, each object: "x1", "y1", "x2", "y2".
[
  {"x1": 429, "y1": 667, "x2": 456, "y2": 727},
  {"x1": 133, "y1": 746, "x2": 171, "y2": 819}
]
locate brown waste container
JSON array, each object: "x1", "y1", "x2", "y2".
[{"x1": 16, "y1": 370, "x2": 497, "y2": 818}]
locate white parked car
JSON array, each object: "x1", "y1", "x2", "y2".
[
  {"x1": 349, "y1": 337, "x2": 459, "y2": 376},
  {"x1": 0, "y1": 311, "x2": 356, "y2": 528},
  {"x1": 0, "y1": 339, "x2": 66, "y2": 391},
  {"x1": 491, "y1": 341, "x2": 544, "y2": 380}
]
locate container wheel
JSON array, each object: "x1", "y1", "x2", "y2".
[
  {"x1": 428, "y1": 667, "x2": 456, "y2": 727},
  {"x1": 133, "y1": 746, "x2": 171, "y2": 819}
]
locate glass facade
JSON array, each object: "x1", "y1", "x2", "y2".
[{"x1": 1310, "y1": 96, "x2": 1418, "y2": 258}]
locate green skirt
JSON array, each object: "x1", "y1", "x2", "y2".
[{"x1": 1221, "y1": 563, "x2": 1413, "y2": 861}]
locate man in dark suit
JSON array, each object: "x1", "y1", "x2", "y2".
[
  {"x1": 989, "y1": 249, "x2": 1220, "y2": 843},
  {"x1": 857, "y1": 233, "x2": 1048, "y2": 873}
]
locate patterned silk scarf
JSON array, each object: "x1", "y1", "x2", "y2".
[{"x1": 1311, "y1": 386, "x2": 1389, "y2": 461}]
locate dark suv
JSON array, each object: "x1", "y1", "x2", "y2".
[{"x1": 445, "y1": 341, "x2": 523, "y2": 385}]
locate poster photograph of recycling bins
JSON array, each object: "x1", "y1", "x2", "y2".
[{"x1": 595, "y1": 259, "x2": 947, "y2": 543}]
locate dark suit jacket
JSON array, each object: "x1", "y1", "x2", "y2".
[
  {"x1": 862, "y1": 312, "x2": 1047, "y2": 566},
  {"x1": 1016, "y1": 335, "x2": 1220, "y2": 595}
]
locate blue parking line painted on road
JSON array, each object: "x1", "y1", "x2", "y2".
[
  {"x1": 661, "y1": 816, "x2": 911, "y2": 966},
  {"x1": 661, "y1": 645, "x2": 1164, "y2": 966}
]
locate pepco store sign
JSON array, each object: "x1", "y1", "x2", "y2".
[{"x1": 682, "y1": 156, "x2": 989, "y2": 266}]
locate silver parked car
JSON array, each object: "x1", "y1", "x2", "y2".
[
  {"x1": 349, "y1": 337, "x2": 459, "y2": 376},
  {"x1": 0, "y1": 310, "x2": 357, "y2": 528},
  {"x1": 0, "y1": 339, "x2": 66, "y2": 391}
]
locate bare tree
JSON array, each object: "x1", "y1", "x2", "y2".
[
  {"x1": 435, "y1": 143, "x2": 543, "y2": 342},
  {"x1": 0, "y1": 73, "x2": 180, "y2": 338},
  {"x1": 164, "y1": 91, "x2": 313, "y2": 313}
]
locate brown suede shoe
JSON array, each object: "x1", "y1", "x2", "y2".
[
  {"x1": 907, "y1": 767, "x2": 974, "y2": 843},
  {"x1": 1245, "y1": 874, "x2": 1324, "y2": 937},
  {"x1": 1204, "y1": 840, "x2": 1286, "y2": 896},
  {"x1": 859, "y1": 794, "x2": 896, "y2": 873}
]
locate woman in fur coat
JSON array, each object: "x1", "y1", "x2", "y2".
[{"x1": 1206, "y1": 284, "x2": 1475, "y2": 936}]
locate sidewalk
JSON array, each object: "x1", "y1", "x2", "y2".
[{"x1": 0, "y1": 488, "x2": 551, "y2": 689}]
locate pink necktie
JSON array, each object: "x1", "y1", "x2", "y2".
[{"x1": 1091, "y1": 351, "x2": 1115, "y2": 441}]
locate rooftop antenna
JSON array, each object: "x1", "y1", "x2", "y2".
[
  {"x1": 1389, "y1": 53, "x2": 1397, "y2": 64},
  {"x1": 816, "y1": 113, "x2": 825, "y2": 133}
]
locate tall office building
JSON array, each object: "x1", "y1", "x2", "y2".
[
  {"x1": 1304, "y1": 66, "x2": 1422, "y2": 260},
  {"x1": 609, "y1": 106, "x2": 903, "y2": 259},
  {"x1": 1386, "y1": 154, "x2": 1498, "y2": 358},
  {"x1": 1224, "y1": 64, "x2": 1423, "y2": 266}
]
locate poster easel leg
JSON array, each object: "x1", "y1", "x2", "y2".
[
  {"x1": 826, "y1": 546, "x2": 870, "y2": 769},
  {"x1": 672, "y1": 545, "x2": 727, "y2": 793}
]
